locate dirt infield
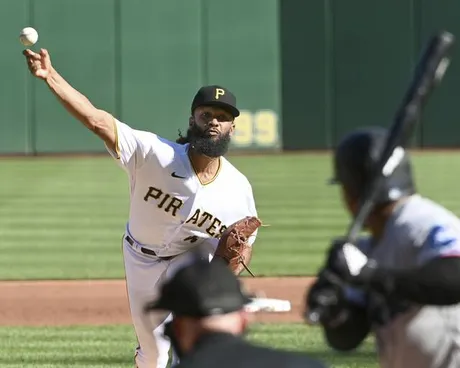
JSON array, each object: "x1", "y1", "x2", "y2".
[{"x1": 0, "y1": 277, "x2": 315, "y2": 326}]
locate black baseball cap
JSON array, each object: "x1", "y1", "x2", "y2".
[
  {"x1": 144, "y1": 256, "x2": 252, "y2": 317},
  {"x1": 191, "y1": 85, "x2": 240, "y2": 118}
]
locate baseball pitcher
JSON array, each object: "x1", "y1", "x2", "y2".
[
  {"x1": 23, "y1": 48, "x2": 261, "y2": 368},
  {"x1": 306, "y1": 127, "x2": 460, "y2": 368}
]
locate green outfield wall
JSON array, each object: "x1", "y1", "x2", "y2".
[
  {"x1": 281, "y1": 0, "x2": 460, "y2": 149},
  {"x1": 1, "y1": 0, "x2": 459, "y2": 154}
]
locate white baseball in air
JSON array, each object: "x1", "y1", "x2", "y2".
[{"x1": 19, "y1": 27, "x2": 39, "y2": 46}]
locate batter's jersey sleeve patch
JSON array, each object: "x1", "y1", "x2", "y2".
[{"x1": 418, "y1": 224, "x2": 460, "y2": 264}]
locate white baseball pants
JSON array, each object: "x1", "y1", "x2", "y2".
[{"x1": 122, "y1": 235, "x2": 213, "y2": 368}]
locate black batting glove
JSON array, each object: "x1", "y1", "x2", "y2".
[
  {"x1": 325, "y1": 238, "x2": 395, "y2": 296},
  {"x1": 305, "y1": 269, "x2": 350, "y2": 327},
  {"x1": 325, "y1": 238, "x2": 373, "y2": 284}
]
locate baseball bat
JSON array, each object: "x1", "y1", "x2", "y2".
[{"x1": 306, "y1": 30, "x2": 455, "y2": 325}]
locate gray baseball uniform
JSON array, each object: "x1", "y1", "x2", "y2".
[{"x1": 347, "y1": 194, "x2": 460, "y2": 368}]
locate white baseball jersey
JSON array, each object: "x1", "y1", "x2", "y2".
[
  {"x1": 105, "y1": 118, "x2": 258, "y2": 257},
  {"x1": 347, "y1": 194, "x2": 460, "y2": 368}
]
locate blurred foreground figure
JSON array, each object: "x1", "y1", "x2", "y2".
[
  {"x1": 145, "y1": 253, "x2": 328, "y2": 368},
  {"x1": 306, "y1": 127, "x2": 460, "y2": 368}
]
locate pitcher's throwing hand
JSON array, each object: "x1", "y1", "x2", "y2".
[{"x1": 23, "y1": 48, "x2": 52, "y2": 79}]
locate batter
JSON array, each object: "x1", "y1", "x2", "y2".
[{"x1": 306, "y1": 127, "x2": 460, "y2": 368}]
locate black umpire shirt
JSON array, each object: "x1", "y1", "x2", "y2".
[{"x1": 173, "y1": 331, "x2": 328, "y2": 368}]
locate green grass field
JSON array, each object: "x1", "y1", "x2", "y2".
[
  {"x1": 1, "y1": 152, "x2": 460, "y2": 279},
  {"x1": 1, "y1": 151, "x2": 459, "y2": 367},
  {"x1": 0, "y1": 324, "x2": 377, "y2": 368}
]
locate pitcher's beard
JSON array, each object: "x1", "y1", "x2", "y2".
[{"x1": 186, "y1": 123, "x2": 231, "y2": 157}]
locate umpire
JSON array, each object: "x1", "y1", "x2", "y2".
[
  {"x1": 144, "y1": 253, "x2": 328, "y2": 368},
  {"x1": 306, "y1": 127, "x2": 460, "y2": 368}
]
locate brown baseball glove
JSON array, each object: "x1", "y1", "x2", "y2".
[{"x1": 214, "y1": 216, "x2": 262, "y2": 276}]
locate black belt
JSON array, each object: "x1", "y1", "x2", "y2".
[{"x1": 125, "y1": 235, "x2": 174, "y2": 261}]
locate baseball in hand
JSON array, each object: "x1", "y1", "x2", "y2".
[{"x1": 19, "y1": 27, "x2": 39, "y2": 47}]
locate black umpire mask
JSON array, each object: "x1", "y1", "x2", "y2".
[{"x1": 186, "y1": 120, "x2": 232, "y2": 157}]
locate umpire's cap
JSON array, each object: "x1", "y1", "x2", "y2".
[
  {"x1": 329, "y1": 126, "x2": 416, "y2": 204},
  {"x1": 191, "y1": 85, "x2": 240, "y2": 118},
  {"x1": 144, "y1": 257, "x2": 252, "y2": 317}
]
